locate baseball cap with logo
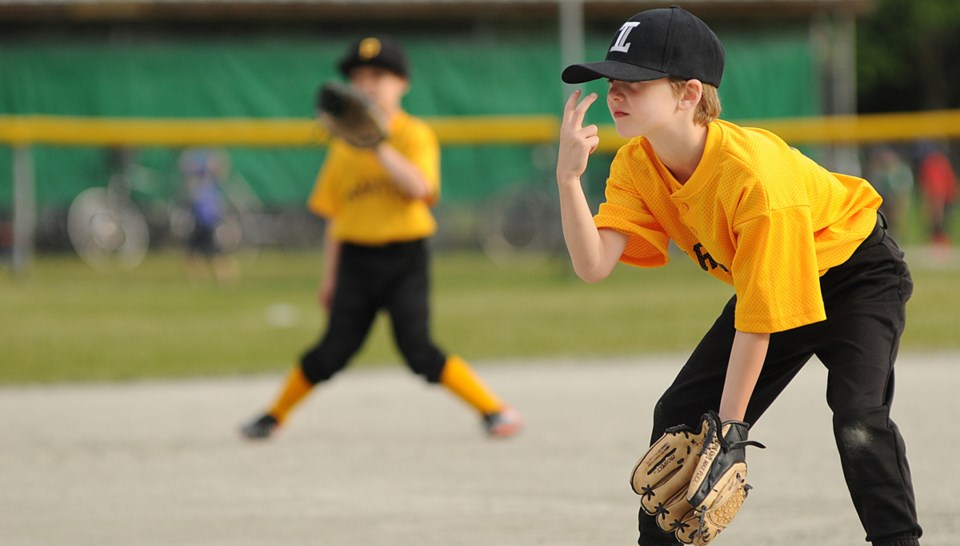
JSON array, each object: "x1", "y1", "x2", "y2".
[
  {"x1": 562, "y1": 6, "x2": 724, "y2": 87},
  {"x1": 338, "y1": 35, "x2": 410, "y2": 79}
]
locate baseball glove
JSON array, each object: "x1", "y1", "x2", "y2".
[
  {"x1": 630, "y1": 412, "x2": 764, "y2": 545},
  {"x1": 686, "y1": 412, "x2": 765, "y2": 544},
  {"x1": 316, "y1": 81, "x2": 388, "y2": 148}
]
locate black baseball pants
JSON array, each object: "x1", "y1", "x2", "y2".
[
  {"x1": 299, "y1": 238, "x2": 447, "y2": 385},
  {"x1": 639, "y1": 218, "x2": 922, "y2": 546}
]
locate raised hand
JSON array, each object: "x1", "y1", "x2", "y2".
[{"x1": 557, "y1": 89, "x2": 600, "y2": 183}]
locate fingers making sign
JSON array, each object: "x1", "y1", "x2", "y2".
[{"x1": 556, "y1": 89, "x2": 600, "y2": 183}]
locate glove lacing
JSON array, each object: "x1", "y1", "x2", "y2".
[{"x1": 700, "y1": 411, "x2": 766, "y2": 455}]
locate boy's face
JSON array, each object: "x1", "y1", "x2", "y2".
[
  {"x1": 348, "y1": 65, "x2": 409, "y2": 115},
  {"x1": 606, "y1": 77, "x2": 678, "y2": 139}
]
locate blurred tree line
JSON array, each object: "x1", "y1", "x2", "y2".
[{"x1": 858, "y1": 0, "x2": 960, "y2": 112}]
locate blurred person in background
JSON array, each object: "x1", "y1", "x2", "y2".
[
  {"x1": 240, "y1": 35, "x2": 522, "y2": 441},
  {"x1": 179, "y1": 148, "x2": 240, "y2": 285},
  {"x1": 915, "y1": 143, "x2": 957, "y2": 251},
  {"x1": 867, "y1": 147, "x2": 914, "y2": 239}
]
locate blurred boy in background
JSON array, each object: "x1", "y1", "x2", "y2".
[
  {"x1": 916, "y1": 144, "x2": 957, "y2": 251},
  {"x1": 240, "y1": 35, "x2": 522, "y2": 440},
  {"x1": 867, "y1": 147, "x2": 913, "y2": 239},
  {"x1": 179, "y1": 148, "x2": 239, "y2": 285}
]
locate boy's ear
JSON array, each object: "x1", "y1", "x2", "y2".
[{"x1": 678, "y1": 79, "x2": 703, "y2": 111}]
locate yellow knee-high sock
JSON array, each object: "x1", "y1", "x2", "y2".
[
  {"x1": 439, "y1": 355, "x2": 504, "y2": 415},
  {"x1": 267, "y1": 366, "x2": 314, "y2": 424}
]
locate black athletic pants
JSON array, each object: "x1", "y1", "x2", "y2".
[
  {"x1": 639, "y1": 217, "x2": 922, "y2": 546},
  {"x1": 299, "y1": 239, "x2": 447, "y2": 384}
]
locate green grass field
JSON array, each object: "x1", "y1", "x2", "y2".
[{"x1": 2, "y1": 247, "x2": 957, "y2": 385}]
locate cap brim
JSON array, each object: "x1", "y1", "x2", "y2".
[
  {"x1": 561, "y1": 60, "x2": 668, "y2": 84},
  {"x1": 338, "y1": 58, "x2": 408, "y2": 79}
]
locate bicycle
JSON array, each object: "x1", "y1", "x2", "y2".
[{"x1": 67, "y1": 147, "x2": 265, "y2": 271}]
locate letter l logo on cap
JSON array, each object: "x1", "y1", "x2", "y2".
[{"x1": 610, "y1": 22, "x2": 641, "y2": 53}]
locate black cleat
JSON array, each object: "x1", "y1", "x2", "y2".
[
  {"x1": 482, "y1": 406, "x2": 523, "y2": 438},
  {"x1": 240, "y1": 414, "x2": 279, "y2": 440}
]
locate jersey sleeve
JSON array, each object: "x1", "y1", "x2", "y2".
[
  {"x1": 594, "y1": 174, "x2": 671, "y2": 268},
  {"x1": 306, "y1": 144, "x2": 345, "y2": 219},
  {"x1": 731, "y1": 206, "x2": 827, "y2": 333}
]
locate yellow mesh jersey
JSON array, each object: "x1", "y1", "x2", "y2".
[
  {"x1": 595, "y1": 119, "x2": 881, "y2": 333},
  {"x1": 307, "y1": 111, "x2": 440, "y2": 245}
]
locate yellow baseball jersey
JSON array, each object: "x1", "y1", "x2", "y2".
[
  {"x1": 307, "y1": 111, "x2": 440, "y2": 245},
  {"x1": 595, "y1": 119, "x2": 881, "y2": 333}
]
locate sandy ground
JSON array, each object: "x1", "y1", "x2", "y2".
[{"x1": 1, "y1": 353, "x2": 956, "y2": 546}]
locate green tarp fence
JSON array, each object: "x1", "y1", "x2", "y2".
[{"x1": 0, "y1": 24, "x2": 819, "y2": 208}]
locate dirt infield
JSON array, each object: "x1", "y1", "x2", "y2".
[{"x1": 1, "y1": 353, "x2": 955, "y2": 546}]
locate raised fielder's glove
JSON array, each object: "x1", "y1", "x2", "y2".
[
  {"x1": 316, "y1": 81, "x2": 388, "y2": 148},
  {"x1": 630, "y1": 412, "x2": 764, "y2": 545}
]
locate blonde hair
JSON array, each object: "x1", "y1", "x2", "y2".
[{"x1": 669, "y1": 78, "x2": 721, "y2": 125}]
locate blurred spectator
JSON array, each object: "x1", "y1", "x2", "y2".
[
  {"x1": 867, "y1": 147, "x2": 914, "y2": 238},
  {"x1": 915, "y1": 143, "x2": 958, "y2": 249},
  {"x1": 178, "y1": 148, "x2": 239, "y2": 284}
]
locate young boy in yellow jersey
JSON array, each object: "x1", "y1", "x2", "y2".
[
  {"x1": 241, "y1": 35, "x2": 522, "y2": 440},
  {"x1": 557, "y1": 7, "x2": 920, "y2": 546}
]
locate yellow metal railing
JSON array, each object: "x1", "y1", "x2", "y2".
[
  {"x1": 0, "y1": 114, "x2": 560, "y2": 147},
  {"x1": 3, "y1": 109, "x2": 960, "y2": 150}
]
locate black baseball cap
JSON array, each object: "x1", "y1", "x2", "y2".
[
  {"x1": 338, "y1": 35, "x2": 410, "y2": 79},
  {"x1": 562, "y1": 6, "x2": 724, "y2": 87}
]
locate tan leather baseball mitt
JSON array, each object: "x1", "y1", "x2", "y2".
[
  {"x1": 631, "y1": 412, "x2": 764, "y2": 545},
  {"x1": 316, "y1": 81, "x2": 388, "y2": 148}
]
